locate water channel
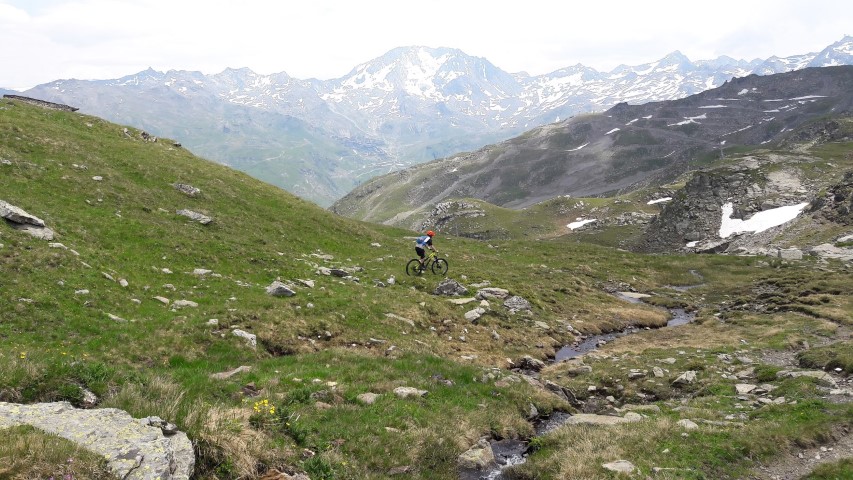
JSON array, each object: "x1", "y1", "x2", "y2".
[{"x1": 462, "y1": 287, "x2": 699, "y2": 479}]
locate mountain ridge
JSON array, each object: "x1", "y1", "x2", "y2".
[
  {"x1": 331, "y1": 66, "x2": 853, "y2": 225},
  {"x1": 18, "y1": 36, "x2": 853, "y2": 206}
]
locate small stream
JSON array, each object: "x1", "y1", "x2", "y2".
[{"x1": 463, "y1": 287, "x2": 699, "y2": 479}]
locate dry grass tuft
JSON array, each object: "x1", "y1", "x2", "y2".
[
  {"x1": 0, "y1": 425, "x2": 114, "y2": 479},
  {"x1": 198, "y1": 406, "x2": 289, "y2": 478},
  {"x1": 607, "y1": 306, "x2": 670, "y2": 328},
  {"x1": 532, "y1": 417, "x2": 678, "y2": 478}
]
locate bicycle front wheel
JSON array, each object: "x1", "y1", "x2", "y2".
[
  {"x1": 431, "y1": 258, "x2": 449, "y2": 275},
  {"x1": 406, "y1": 259, "x2": 424, "y2": 276}
]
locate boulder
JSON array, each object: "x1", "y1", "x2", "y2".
[
  {"x1": 0, "y1": 200, "x2": 45, "y2": 226},
  {"x1": 266, "y1": 281, "x2": 296, "y2": 297},
  {"x1": 809, "y1": 243, "x2": 853, "y2": 261},
  {"x1": 176, "y1": 209, "x2": 212, "y2": 225},
  {"x1": 475, "y1": 287, "x2": 509, "y2": 300},
  {"x1": 672, "y1": 371, "x2": 697, "y2": 386},
  {"x1": 517, "y1": 355, "x2": 546, "y2": 372},
  {"x1": 433, "y1": 278, "x2": 468, "y2": 296},
  {"x1": 457, "y1": 438, "x2": 495, "y2": 470},
  {"x1": 677, "y1": 419, "x2": 699, "y2": 430},
  {"x1": 172, "y1": 300, "x2": 198, "y2": 309},
  {"x1": 393, "y1": 387, "x2": 427, "y2": 398},
  {"x1": 776, "y1": 248, "x2": 803, "y2": 260},
  {"x1": 464, "y1": 307, "x2": 485, "y2": 322},
  {"x1": 356, "y1": 393, "x2": 381, "y2": 405},
  {"x1": 735, "y1": 384, "x2": 757, "y2": 395},
  {"x1": 602, "y1": 460, "x2": 636, "y2": 474},
  {"x1": 8, "y1": 222, "x2": 55, "y2": 240},
  {"x1": 172, "y1": 183, "x2": 201, "y2": 197},
  {"x1": 503, "y1": 295, "x2": 531, "y2": 312},
  {"x1": 232, "y1": 329, "x2": 257, "y2": 349}
]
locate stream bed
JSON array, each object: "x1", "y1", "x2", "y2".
[{"x1": 462, "y1": 292, "x2": 697, "y2": 479}]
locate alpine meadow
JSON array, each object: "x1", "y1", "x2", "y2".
[{"x1": 2, "y1": 57, "x2": 853, "y2": 480}]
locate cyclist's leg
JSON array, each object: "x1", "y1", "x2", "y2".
[{"x1": 415, "y1": 247, "x2": 425, "y2": 266}]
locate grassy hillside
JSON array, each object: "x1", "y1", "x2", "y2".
[{"x1": 1, "y1": 99, "x2": 851, "y2": 479}]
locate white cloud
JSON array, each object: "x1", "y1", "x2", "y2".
[{"x1": 1, "y1": 0, "x2": 851, "y2": 89}]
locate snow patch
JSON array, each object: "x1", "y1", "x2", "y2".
[
  {"x1": 605, "y1": 128, "x2": 620, "y2": 135},
  {"x1": 790, "y1": 95, "x2": 826, "y2": 100},
  {"x1": 567, "y1": 142, "x2": 589, "y2": 152},
  {"x1": 718, "y1": 202, "x2": 809, "y2": 238},
  {"x1": 647, "y1": 197, "x2": 672, "y2": 205},
  {"x1": 698, "y1": 105, "x2": 727, "y2": 109},
  {"x1": 737, "y1": 88, "x2": 749, "y2": 95},
  {"x1": 668, "y1": 113, "x2": 706, "y2": 126},
  {"x1": 567, "y1": 219, "x2": 596, "y2": 230}
]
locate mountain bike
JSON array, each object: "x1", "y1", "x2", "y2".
[{"x1": 406, "y1": 252, "x2": 449, "y2": 276}]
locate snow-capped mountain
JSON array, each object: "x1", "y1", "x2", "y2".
[{"x1": 20, "y1": 36, "x2": 853, "y2": 206}]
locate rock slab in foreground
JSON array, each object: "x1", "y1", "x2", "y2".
[
  {"x1": 0, "y1": 199, "x2": 45, "y2": 226},
  {"x1": 1, "y1": 199, "x2": 55, "y2": 240},
  {"x1": 0, "y1": 401, "x2": 194, "y2": 480}
]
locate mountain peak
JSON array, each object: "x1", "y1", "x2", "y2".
[{"x1": 661, "y1": 50, "x2": 691, "y2": 64}]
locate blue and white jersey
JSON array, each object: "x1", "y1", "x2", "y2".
[{"x1": 415, "y1": 235, "x2": 432, "y2": 248}]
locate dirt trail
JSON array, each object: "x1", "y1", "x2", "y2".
[
  {"x1": 747, "y1": 428, "x2": 852, "y2": 480},
  {"x1": 749, "y1": 325, "x2": 852, "y2": 479}
]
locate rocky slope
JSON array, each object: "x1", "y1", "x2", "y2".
[{"x1": 332, "y1": 66, "x2": 853, "y2": 224}]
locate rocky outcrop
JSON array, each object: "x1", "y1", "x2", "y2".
[
  {"x1": 0, "y1": 402, "x2": 193, "y2": 479},
  {"x1": 810, "y1": 171, "x2": 853, "y2": 225},
  {"x1": 3, "y1": 94, "x2": 78, "y2": 112},
  {"x1": 172, "y1": 183, "x2": 201, "y2": 197},
  {"x1": 634, "y1": 158, "x2": 813, "y2": 253},
  {"x1": 433, "y1": 278, "x2": 468, "y2": 296},
  {"x1": 419, "y1": 201, "x2": 486, "y2": 231},
  {"x1": 266, "y1": 281, "x2": 296, "y2": 297},
  {"x1": 779, "y1": 119, "x2": 853, "y2": 149}
]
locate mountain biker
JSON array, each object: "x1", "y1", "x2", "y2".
[{"x1": 415, "y1": 230, "x2": 438, "y2": 268}]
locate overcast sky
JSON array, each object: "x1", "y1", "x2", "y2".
[{"x1": 1, "y1": 0, "x2": 850, "y2": 90}]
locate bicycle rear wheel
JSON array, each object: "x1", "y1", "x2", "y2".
[
  {"x1": 431, "y1": 258, "x2": 449, "y2": 275},
  {"x1": 406, "y1": 259, "x2": 424, "y2": 276}
]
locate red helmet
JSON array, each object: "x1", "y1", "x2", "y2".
[{"x1": 426, "y1": 230, "x2": 435, "y2": 236}]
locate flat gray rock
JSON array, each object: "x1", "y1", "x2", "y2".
[
  {"x1": 0, "y1": 401, "x2": 193, "y2": 480},
  {"x1": 0, "y1": 200, "x2": 45, "y2": 226}
]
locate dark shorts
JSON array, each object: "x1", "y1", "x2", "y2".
[{"x1": 415, "y1": 247, "x2": 425, "y2": 259}]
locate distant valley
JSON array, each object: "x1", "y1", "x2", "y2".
[{"x1": 15, "y1": 36, "x2": 853, "y2": 206}]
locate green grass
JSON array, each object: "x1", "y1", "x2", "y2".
[
  {"x1": 804, "y1": 458, "x2": 853, "y2": 479},
  {"x1": 798, "y1": 344, "x2": 853, "y2": 375}
]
